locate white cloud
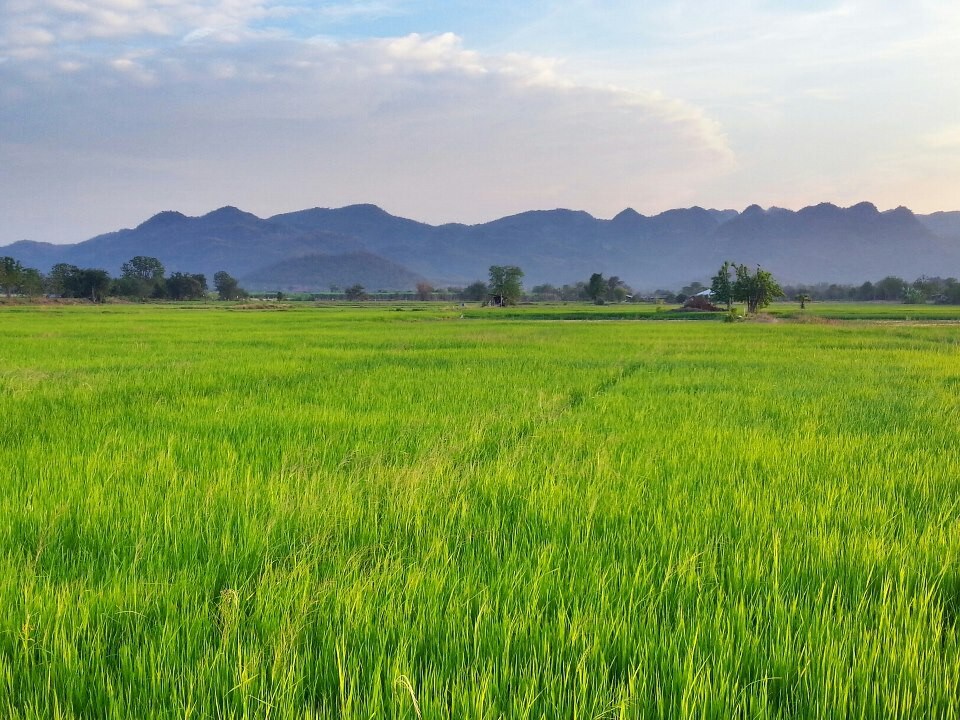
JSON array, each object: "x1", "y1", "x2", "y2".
[
  {"x1": 315, "y1": 1, "x2": 404, "y2": 21},
  {"x1": 0, "y1": 28, "x2": 734, "y2": 242},
  {"x1": 0, "y1": 0, "x2": 284, "y2": 54}
]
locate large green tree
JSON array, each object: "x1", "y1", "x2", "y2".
[
  {"x1": 19, "y1": 268, "x2": 44, "y2": 298},
  {"x1": 121, "y1": 256, "x2": 165, "y2": 281},
  {"x1": 0, "y1": 256, "x2": 24, "y2": 297},
  {"x1": 47, "y1": 263, "x2": 80, "y2": 297},
  {"x1": 488, "y1": 265, "x2": 524, "y2": 306},
  {"x1": 460, "y1": 281, "x2": 488, "y2": 302},
  {"x1": 118, "y1": 256, "x2": 165, "y2": 298},
  {"x1": 606, "y1": 276, "x2": 630, "y2": 303},
  {"x1": 733, "y1": 264, "x2": 783, "y2": 313},
  {"x1": 165, "y1": 272, "x2": 207, "y2": 300},
  {"x1": 586, "y1": 273, "x2": 606, "y2": 303},
  {"x1": 77, "y1": 269, "x2": 111, "y2": 303},
  {"x1": 213, "y1": 271, "x2": 247, "y2": 301},
  {"x1": 344, "y1": 283, "x2": 366, "y2": 300},
  {"x1": 710, "y1": 261, "x2": 734, "y2": 310}
]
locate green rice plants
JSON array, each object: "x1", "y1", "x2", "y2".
[{"x1": 0, "y1": 304, "x2": 958, "y2": 717}]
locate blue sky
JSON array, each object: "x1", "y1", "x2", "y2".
[{"x1": 1, "y1": 1, "x2": 959, "y2": 244}]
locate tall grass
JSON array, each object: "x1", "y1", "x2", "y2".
[{"x1": 0, "y1": 305, "x2": 958, "y2": 717}]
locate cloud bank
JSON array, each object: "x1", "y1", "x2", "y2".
[{"x1": 0, "y1": 3, "x2": 733, "y2": 243}]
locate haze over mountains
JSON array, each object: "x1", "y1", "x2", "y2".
[{"x1": 4, "y1": 203, "x2": 960, "y2": 292}]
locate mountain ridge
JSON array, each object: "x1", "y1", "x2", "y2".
[{"x1": 3, "y1": 202, "x2": 959, "y2": 290}]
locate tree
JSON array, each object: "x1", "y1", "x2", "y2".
[
  {"x1": 796, "y1": 293, "x2": 811, "y2": 310},
  {"x1": 856, "y1": 281, "x2": 875, "y2": 301},
  {"x1": 118, "y1": 256, "x2": 165, "y2": 298},
  {"x1": 710, "y1": 261, "x2": 734, "y2": 310},
  {"x1": 488, "y1": 265, "x2": 524, "y2": 306},
  {"x1": 902, "y1": 286, "x2": 925, "y2": 304},
  {"x1": 76, "y1": 269, "x2": 111, "y2": 303},
  {"x1": 460, "y1": 281, "x2": 488, "y2": 301},
  {"x1": 530, "y1": 284, "x2": 560, "y2": 301},
  {"x1": 586, "y1": 273, "x2": 606, "y2": 303},
  {"x1": 0, "y1": 257, "x2": 24, "y2": 297},
  {"x1": 733, "y1": 264, "x2": 783, "y2": 313},
  {"x1": 165, "y1": 272, "x2": 208, "y2": 300},
  {"x1": 560, "y1": 282, "x2": 588, "y2": 301},
  {"x1": 605, "y1": 276, "x2": 631, "y2": 303},
  {"x1": 344, "y1": 284, "x2": 366, "y2": 300},
  {"x1": 121, "y1": 256, "x2": 164, "y2": 282},
  {"x1": 213, "y1": 271, "x2": 247, "y2": 300},
  {"x1": 873, "y1": 276, "x2": 906, "y2": 301},
  {"x1": 415, "y1": 281, "x2": 434, "y2": 301},
  {"x1": 47, "y1": 263, "x2": 81, "y2": 297},
  {"x1": 681, "y1": 281, "x2": 706, "y2": 297},
  {"x1": 19, "y1": 268, "x2": 44, "y2": 298}
]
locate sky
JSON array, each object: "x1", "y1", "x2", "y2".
[{"x1": 1, "y1": 1, "x2": 959, "y2": 244}]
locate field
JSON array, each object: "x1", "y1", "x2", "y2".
[{"x1": 1, "y1": 303, "x2": 959, "y2": 718}]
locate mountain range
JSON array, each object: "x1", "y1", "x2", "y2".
[{"x1": 4, "y1": 202, "x2": 960, "y2": 291}]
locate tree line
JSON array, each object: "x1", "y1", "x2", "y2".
[
  {"x1": 6, "y1": 253, "x2": 960, "y2": 307},
  {"x1": 782, "y1": 275, "x2": 960, "y2": 304},
  {"x1": 0, "y1": 256, "x2": 248, "y2": 302}
]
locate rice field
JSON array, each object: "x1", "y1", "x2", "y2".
[{"x1": 1, "y1": 303, "x2": 959, "y2": 718}]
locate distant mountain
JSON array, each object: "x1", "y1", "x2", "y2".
[
  {"x1": 242, "y1": 252, "x2": 425, "y2": 292},
  {"x1": 919, "y1": 211, "x2": 960, "y2": 242},
  {"x1": 2, "y1": 206, "x2": 369, "y2": 281},
  {"x1": 3, "y1": 201, "x2": 960, "y2": 290},
  {"x1": 709, "y1": 202, "x2": 948, "y2": 283}
]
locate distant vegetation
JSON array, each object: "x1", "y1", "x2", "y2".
[
  {"x1": 5, "y1": 252, "x2": 960, "y2": 312},
  {"x1": 1, "y1": 255, "x2": 247, "y2": 302},
  {"x1": 782, "y1": 275, "x2": 960, "y2": 304}
]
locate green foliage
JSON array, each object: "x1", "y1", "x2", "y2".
[
  {"x1": 3, "y1": 305, "x2": 960, "y2": 717},
  {"x1": 873, "y1": 276, "x2": 907, "y2": 301},
  {"x1": 902, "y1": 286, "x2": 925, "y2": 304},
  {"x1": 586, "y1": 272, "x2": 606, "y2": 303},
  {"x1": 213, "y1": 270, "x2": 247, "y2": 301},
  {"x1": 733, "y1": 263, "x2": 784, "y2": 313},
  {"x1": 460, "y1": 280, "x2": 489, "y2": 302},
  {"x1": 47, "y1": 263, "x2": 81, "y2": 296},
  {"x1": 710, "y1": 261, "x2": 734, "y2": 310},
  {"x1": 0, "y1": 256, "x2": 45, "y2": 298},
  {"x1": 71, "y1": 268, "x2": 111, "y2": 302},
  {"x1": 117, "y1": 256, "x2": 166, "y2": 298},
  {"x1": 724, "y1": 307, "x2": 744, "y2": 322},
  {"x1": 121, "y1": 255, "x2": 165, "y2": 281},
  {"x1": 18, "y1": 267, "x2": 44, "y2": 298},
  {"x1": 488, "y1": 265, "x2": 524, "y2": 305},
  {"x1": 344, "y1": 283, "x2": 366, "y2": 300},
  {"x1": 165, "y1": 272, "x2": 208, "y2": 300},
  {"x1": 0, "y1": 256, "x2": 25, "y2": 296},
  {"x1": 529, "y1": 283, "x2": 558, "y2": 299}
]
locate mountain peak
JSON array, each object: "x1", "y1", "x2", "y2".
[
  {"x1": 335, "y1": 203, "x2": 392, "y2": 219},
  {"x1": 849, "y1": 201, "x2": 879, "y2": 215},
  {"x1": 613, "y1": 208, "x2": 645, "y2": 222},
  {"x1": 136, "y1": 210, "x2": 187, "y2": 230},
  {"x1": 884, "y1": 205, "x2": 915, "y2": 216},
  {"x1": 203, "y1": 206, "x2": 260, "y2": 222}
]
